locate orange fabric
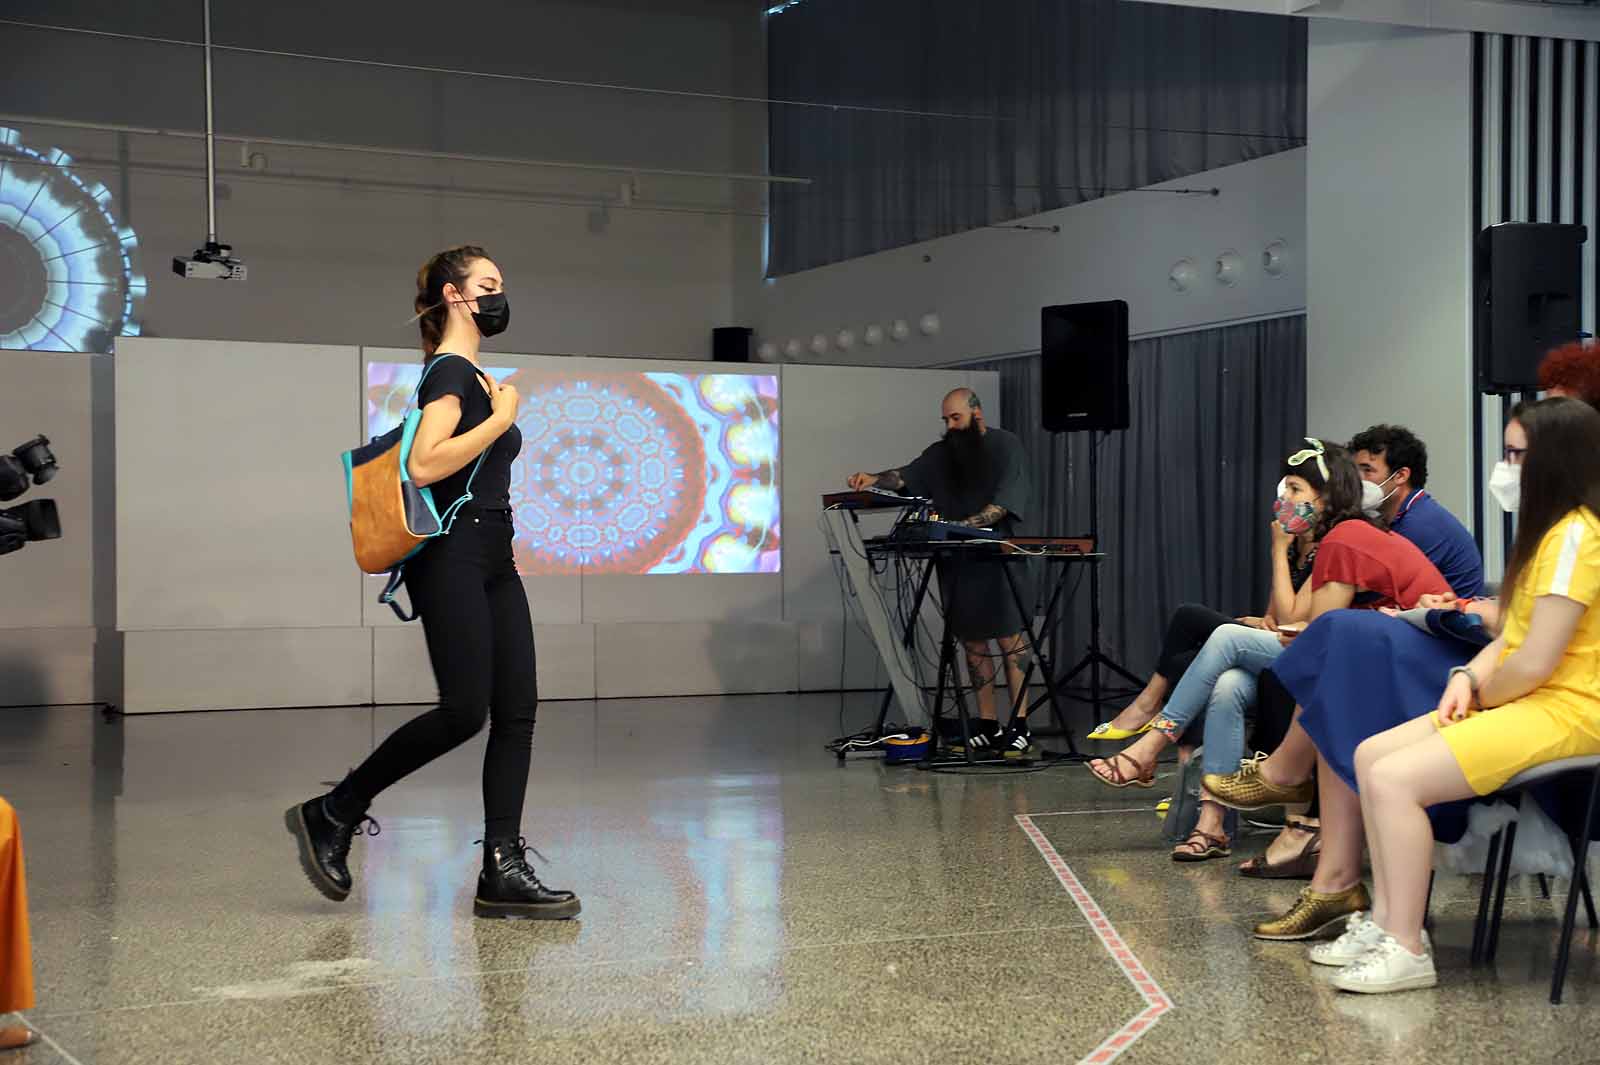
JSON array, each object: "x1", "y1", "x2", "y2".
[{"x1": 0, "y1": 799, "x2": 33, "y2": 1014}]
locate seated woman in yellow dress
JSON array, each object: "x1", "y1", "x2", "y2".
[{"x1": 1329, "y1": 396, "x2": 1600, "y2": 994}]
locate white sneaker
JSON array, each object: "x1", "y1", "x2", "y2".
[
  {"x1": 1309, "y1": 912, "x2": 1381, "y2": 967},
  {"x1": 1310, "y1": 915, "x2": 1429, "y2": 967},
  {"x1": 1330, "y1": 934, "x2": 1438, "y2": 994}
]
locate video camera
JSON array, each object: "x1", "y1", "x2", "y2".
[{"x1": 0, "y1": 435, "x2": 62, "y2": 557}]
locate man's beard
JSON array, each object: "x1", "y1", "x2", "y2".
[{"x1": 943, "y1": 424, "x2": 988, "y2": 496}]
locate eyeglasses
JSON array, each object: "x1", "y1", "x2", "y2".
[{"x1": 1504, "y1": 446, "x2": 1528, "y2": 465}]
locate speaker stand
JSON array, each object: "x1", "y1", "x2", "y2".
[{"x1": 1055, "y1": 431, "x2": 1142, "y2": 718}]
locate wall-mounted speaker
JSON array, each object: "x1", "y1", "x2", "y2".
[
  {"x1": 712, "y1": 326, "x2": 752, "y2": 363},
  {"x1": 1476, "y1": 222, "x2": 1587, "y2": 393},
  {"x1": 1041, "y1": 300, "x2": 1130, "y2": 432}
]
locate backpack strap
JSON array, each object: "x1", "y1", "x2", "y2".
[
  {"x1": 436, "y1": 449, "x2": 490, "y2": 533},
  {"x1": 412, "y1": 351, "x2": 477, "y2": 404},
  {"x1": 378, "y1": 566, "x2": 418, "y2": 622},
  {"x1": 412, "y1": 353, "x2": 497, "y2": 533}
]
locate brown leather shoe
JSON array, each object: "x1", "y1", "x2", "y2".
[
  {"x1": 1203, "y1": 753, "x2": 1316, "y2": 811},
  {"x1": 1253, "y1": 883, "x2": 1372, "y2": 941}
]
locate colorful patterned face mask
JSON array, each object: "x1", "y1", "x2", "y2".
[{"x1": 1272, "y1": 494, "x2": 1318, "y2": 535}]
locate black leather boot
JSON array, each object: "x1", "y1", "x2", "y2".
[
  {"x1": 474, "y1": 837, "x2": 581, "y2": 920},
  {"x1": 284, "y1": 795, "x2": 378, "y2": 902}
]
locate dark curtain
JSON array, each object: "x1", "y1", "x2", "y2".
[
  {"x1": 965, "y1": 314, "x2": 1306, "y2": 704},
  {"x1": 767, "y1": 0, "x2": 1307, "y2": 275}
]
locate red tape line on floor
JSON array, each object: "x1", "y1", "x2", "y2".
[{"x1": 1014, "y1": 814, "x2": 1174, "y2": 1065}]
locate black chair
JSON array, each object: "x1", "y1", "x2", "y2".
[{"x1": 1468, "y1": 755, "x2": 1600, "y2": 1004}]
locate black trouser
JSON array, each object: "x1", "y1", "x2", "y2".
[
  {"x1": 1250, "y1": 668, "x2": 1297, "y2": 754},
  {"x1": 336, "y1": 507, "x2": 538, "y2": 839},
  {"x1": 1155, "y1": 603, "x2": 1234, "y2": 685},
  {"x1": 1250, "y1": 667, "x2": 1319, "y2": 818},
  {"x1": 1143, "y1": 603, "x2": 1234, "y2": 741}
]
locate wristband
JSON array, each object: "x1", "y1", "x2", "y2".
[{"x1": 1448, "y1": 665, "x2": 1479, "y2": 693}]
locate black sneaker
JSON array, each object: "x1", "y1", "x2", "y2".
[
  {"x1": 284, "y1": 795, "x2": 379, "y2": 902},
  {"x1": 947, "y1": 718, "x2": 1001, "y2": 754},
  {"x1": 998, "y1": 722, "x2": 1036, "y2": 760}
]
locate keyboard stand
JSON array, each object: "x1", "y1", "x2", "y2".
[{"x1": 822, "y1": 508, "x2": 929, "y2": 728}]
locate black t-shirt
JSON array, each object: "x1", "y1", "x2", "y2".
[
  {"x1": 899, "y1": 427, "x2": 1032, "y2": 536},
  {"x1": 416, "y1": 354, "x2": 521, "y2": 510},
  {"x1": 1290, "y1": 541, "x2": 1315, "y2": 592}
]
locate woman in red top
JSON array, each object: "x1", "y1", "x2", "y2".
[
  {"x1": 1203, "y1": 443, "x2": 1456, "y2": 939},
  {"x1": 1304, "y1": 511, "x2": 1452, "y2": 611}
]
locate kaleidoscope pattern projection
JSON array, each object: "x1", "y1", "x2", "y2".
[
  {"x1": 364, "y1": 363, "x2": 781, "y2": 575},
  {"x1": 0, "y1": 127, "x2": 144, "y2": 352}
]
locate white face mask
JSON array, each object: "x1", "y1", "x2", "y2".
[
  {"x1": 1488, "y1": 460, "x2": 1521, "y2": 513},
  {"x1": 1363, "y1": 471, "x2": 1400, "y2": 517},
  {"x1": 1360, "y1": 479, "x2": 1385, "y2": 518}
]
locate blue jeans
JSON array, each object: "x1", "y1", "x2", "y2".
[
  {"x1": 1197, "y1": 668, "x2": 1257, "y2": 778},
  {"x1": 1152, "y1": 624, "x2": 1283, "y2": 777}
]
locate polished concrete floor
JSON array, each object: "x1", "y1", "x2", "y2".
[{"x1": 7, "y1": 694, "x2": 1600, "y2": 1064}]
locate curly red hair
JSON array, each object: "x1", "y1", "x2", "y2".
[{"x1": 1538, "y1": 341, "x2": 1600, "y2": 406}]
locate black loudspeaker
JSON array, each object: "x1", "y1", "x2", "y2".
[
  {"x1": 712, "y1": 326, "x2": 753, "y2": 363},
  {"x1": 1041, "y1": 300, "x2": 1129, "y2": 432},
  {"x1": 1476, "y1": 222, "x2": 1587, "y2": 393}
]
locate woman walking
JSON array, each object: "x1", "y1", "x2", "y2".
[{"x1": 286, "y1": 245, "x2": 578, "y2": 920}]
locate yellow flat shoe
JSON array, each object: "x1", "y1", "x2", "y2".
[{"x1": 1087, "y1": 720, "x2": 1153, "y2": 742}]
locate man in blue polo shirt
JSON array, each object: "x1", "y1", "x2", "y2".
[{"x1": 1349, "y1": 424, "x2": 1485, "y2": 598}]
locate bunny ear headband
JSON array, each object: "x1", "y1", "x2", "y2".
[{"x1": 1286, "y1": 437, "x2": 1329, "y2": 481}]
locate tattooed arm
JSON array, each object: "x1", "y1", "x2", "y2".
[
  {"x1": 847, "y1": 468, "x2": 907, "y2": 491},
  {"x1": 960, "y1": 502, "x2": 1008, "y2": 528}
]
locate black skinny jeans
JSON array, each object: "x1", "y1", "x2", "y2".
[
  {"x1": 336, "y1": 507, "x2": 538, "y2": 839},
  {"x1": 1155, "y1": 603, "x2": 1235, "y2": 685}
]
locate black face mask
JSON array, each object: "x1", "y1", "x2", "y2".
[{"x1": 463, "y1": 291, "x2": 510, "y2": 338}]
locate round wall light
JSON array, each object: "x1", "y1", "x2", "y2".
[
  {"x1": 1169, "y1": 258, "x2": 1198, "y2": 293},
  {"x1": 1215, "y1": 250, "x2": 1243, "y2": 287},
  {"x1": 1262, "y1": 239, "x2": 1288, "y2": 278}
]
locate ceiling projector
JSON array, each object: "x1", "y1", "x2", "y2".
[{"x1": 172, "y1": 240, "x2": 247, "y2": 281}]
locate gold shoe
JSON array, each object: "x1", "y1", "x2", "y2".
[
  {"x1": 1253, "y1": 883, "x2": 1372, "y2": 941},
  {"x1": 1203, "y1": 752, "x2": 1316, "y2": 811}
]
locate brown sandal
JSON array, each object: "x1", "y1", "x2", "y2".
[
  {"x1": 1088, "y1": 751, "x2": 1155, "y2": 789},
  {"x1": 1172, "y1": 830, "x2": 1232, "y2": 862},
  {"x1": 1238, "y1": 820, "x2": 1322, "y2": 879}
]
